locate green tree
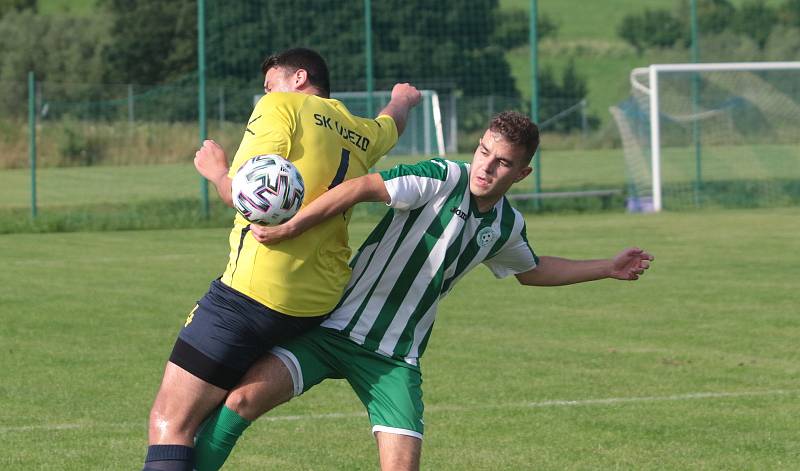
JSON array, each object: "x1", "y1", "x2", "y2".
[
  {"x1": 674, "y1": 0, "x2": 736, "y2": 46},
  {"x1": 778, "y1": 0, "x2": 800, "y2": 27},
  {"x1": 492, "y1": 9, "x2": 557, "y2": 49},
  {"x1": 733, "y1": 0, "x2": 778, "y2": 49},
  {"x1": 0, "y1": 10, "x2": 109, "y2": 84},
  {"x1": 618, "y1": 9, "x2": 683, "y2": 55},
  {"x1": 697, "y1": 0, "x2": 735, "y2": 34},
  {"x1": 617, "y1": 14, "x2": 647, "y2": 55},
  {"x1": 204, "y1": 0, "x2": 521, "y2": 97},
  {"x1": 538, "y1": 60, "x2": 597, "y2": 133},
  {"x1": 102, "y1": 0, "x2": 196, "y2": 84},
  {"x1": 0, "y1": 9, "x2": 110, "y2": 115},
  {"x1": 0, "y1": 0, "x2": 36, "y2": 17},
  {"x1": 764, "y1": 26, "x2": 800, "y2": 60},
  {"x1": 372, "y1": 0, "x2": 518, "y2": 96}
]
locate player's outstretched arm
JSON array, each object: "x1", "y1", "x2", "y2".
[
  {"x1": 378, "y1": 83, "x2": 422, "y2": 136},
  {"x1": 195, "y1": 139, "x2": 234, "y2": 207},
  {"x1": 249, "y1": 173, "x2": 390, "y2": 244},
  {"x1": 515, "y1": 247, "x2": 654, "y2": 286}
]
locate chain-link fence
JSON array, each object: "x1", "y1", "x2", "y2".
[{"x1": 0, "y1": 1, "x2": 632, "y2": 232}]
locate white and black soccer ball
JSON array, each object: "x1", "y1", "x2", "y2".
[{"x1": 231, "y1": 155, "x2": 305, "y2": 226}]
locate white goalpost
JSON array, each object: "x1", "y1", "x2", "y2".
[{"x1": 613, "y1": 61, "x2": 800, "y2": 212}]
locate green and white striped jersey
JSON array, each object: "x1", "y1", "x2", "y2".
[{"x1": 321, "y1": 158, "x2": 538, "y2": 365}]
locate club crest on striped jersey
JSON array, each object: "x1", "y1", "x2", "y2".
[{"x1": 476, "y1": 226, "x2": 498, "y2": 247}]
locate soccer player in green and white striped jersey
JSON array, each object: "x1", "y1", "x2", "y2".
[
  {"x1": 193, "y1": 111, "x2": 654, "y2": 471},
  {"x1": 318, "y1": 154, "x2": 539, "y2": 364}
]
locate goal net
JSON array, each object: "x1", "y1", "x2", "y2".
[{"x1": 611, "y1": 62, "x2": 800, "y2": 211}]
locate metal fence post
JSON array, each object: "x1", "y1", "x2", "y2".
[
  {"x1": 28, "y1": 71, "x2": 37, "y2": 218},
  {"x1": 198, "y1": 0, "x2": 210, "y2": 218},
  {"x1": 364, "y1": 0, "x2": 374, "y2": 118},
  {"x1": 530, "y1": 0, "x2": 541, "y2": 207}
]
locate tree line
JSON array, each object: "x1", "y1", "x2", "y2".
[
  {"x1": 0, "y1": 2, "x2": 560, "y2": 100},
  {"x1": 0, "y1": 0, "x2": 601, "y2": 133},
  {"x1": 619, "y1": 0, "x2": 800, "y2": 56}
]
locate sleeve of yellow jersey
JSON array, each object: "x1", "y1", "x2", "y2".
[
  {"x1": 366, "y1": 114, "x2": 400, "y2": 167},
  {"x1": 228, "y1": 93, "x2": 299, "y2": 177}
]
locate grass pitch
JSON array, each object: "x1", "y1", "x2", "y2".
[{"x1": 1, "y1": 208, "x2": 799, "y2": 469}]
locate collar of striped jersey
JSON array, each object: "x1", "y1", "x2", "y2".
[{"x1": 469, "y1": 193, "x2": 498, "y2": 218}]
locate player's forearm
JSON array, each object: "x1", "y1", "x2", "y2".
[
  {"x1": 194, "y1": 139, "x2": 234, "y2": 207},
  {"x1": 287, "y1": 174, "x2": 388, "y2": 236},
  {"x1": 378, "y1": 84, "x2": 421, "y2": 137},
  {"x1": 517, "y1": 256, "x2": 613, "y2": 286},
  {"x1": 214, "y1": 175, "x2": 234, "y2": 207},
  {"x1": 378, "y1": 102, "x2": 412, "y2": 136}
]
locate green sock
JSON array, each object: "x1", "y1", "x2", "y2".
[{"x1": 194, "y1": 405, "x2": 252, "y2": 471}]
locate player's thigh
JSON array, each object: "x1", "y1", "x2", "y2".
[
  {"x1": 270, "y1": 328, "x2": 346, "y2": 397},
  {"x1": 375, "y1": 432, "x2": 422, "y2": 471}
]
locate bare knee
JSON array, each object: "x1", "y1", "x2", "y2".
[
  {"x1": 223, "y1": 378, "x2": 293, "y2": 421},
  {"x1": 147, "y1": 362, "x2": 228, "y2": 445},
  {"x1": 224, "y1": 386, "x2": 269, "y2": 420},
  {"x1": 147, "y1": 387, "x2": 196, "y2": 444},
  {"x1": 224, "y1": 354, "x2": 295, "y2": 421}
]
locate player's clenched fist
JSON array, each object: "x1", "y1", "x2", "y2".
[
  {"x1": 194, "y1": 139, "x2": 229, "y2": 184},
  {"x1": 391, "y1": 83, "x2": 422, "y2": 108}
]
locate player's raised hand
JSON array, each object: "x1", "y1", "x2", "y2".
[
  {"x1": 391, "y1": 83, "x2": 422, "y2": 108},
  {"x1": 194, "y1": 139, "x2": 229, "y2": 184},
  {"x1": 249, "y1": 222, "x2": 296, "y2": 245},
  {"x1": 609, "y1": 247, "x2": 654, "y2": 281}
]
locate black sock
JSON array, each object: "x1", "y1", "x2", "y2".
[{"x1": 142, "y1": 444, "x2": 194, "y2": 471}]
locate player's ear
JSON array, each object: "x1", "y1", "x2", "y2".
[
  {"x1": 515, "y1": 166, "x2": 533, "y2": 183},
  {"x1": 294, "y1": 69, "x2": 309, "y2": 88}
]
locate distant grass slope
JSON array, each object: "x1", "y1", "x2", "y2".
[
  {"x1": 502, "y1": 0, "x2": 786, "y2": 41},
  {"x1": 502, "y1": 0, "x2": 677, "y2": 40}
]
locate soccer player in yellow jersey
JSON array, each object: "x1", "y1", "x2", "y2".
[{"x1": 142, "y1": 48, "x2": 421, "y2": 471}]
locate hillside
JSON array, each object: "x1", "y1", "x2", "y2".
[{"x1": 500, "y1": 0, "x2": 789, "y2": 123}]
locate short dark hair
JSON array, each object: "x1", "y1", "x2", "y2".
[
  {"x1": 489, "y1": 111, "x2": 540, "y2": 163},
  {"x1": 261, "y1": 48, "x2": 331, "y2": 98}
]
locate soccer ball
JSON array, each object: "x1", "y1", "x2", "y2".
[{"x1": 231, "y1": 155, "x2": 305, "y2": 226}]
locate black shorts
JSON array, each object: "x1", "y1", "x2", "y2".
[{"x1": 169, "y1": 279, "x2": 327, "y2": 390}]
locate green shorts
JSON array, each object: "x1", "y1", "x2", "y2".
[{"x1": 271, "y1": 327, "x2": 425, "y2": 438}]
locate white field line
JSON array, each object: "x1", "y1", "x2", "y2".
[{"x1": 1, "y1": 389, "x2": 796, "y2": 434}]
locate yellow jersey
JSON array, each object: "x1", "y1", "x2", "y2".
[{"x1": 221, "y1": 91, "x2": 398, "y2": 316}]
